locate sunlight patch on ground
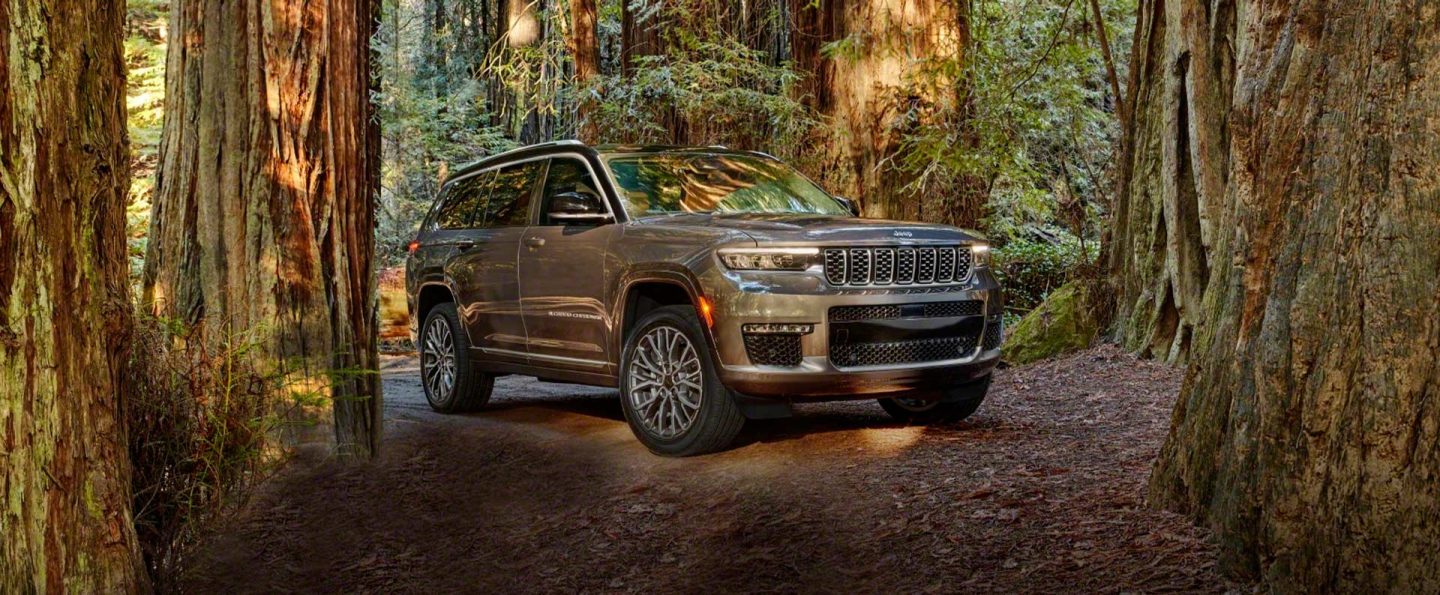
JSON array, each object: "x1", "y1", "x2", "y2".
[{"x1": 854, "y1": 425, "x2": 927, "y2": 455}]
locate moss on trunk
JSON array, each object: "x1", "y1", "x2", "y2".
[{"x1": 1, "y1": 0, "x2": 145, "y2": 588}]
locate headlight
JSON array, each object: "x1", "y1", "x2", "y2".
[
  {"x1": 718, "y1": 247, "x2": 819, "y2": 271},
  {"x1": 970, "y1": 243, "x2": 991, "y2": 268}
]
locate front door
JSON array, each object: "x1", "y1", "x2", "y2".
[
  {"x1": 451, "y1": 159, "x2": 544, "y2": 364},
  {"x1": 518, "y1": 156, "x2": 618, "y2": 371}
]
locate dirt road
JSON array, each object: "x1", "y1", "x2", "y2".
[{"x1": 184, "y1": 346, "x2": 1227, "y2": 593}]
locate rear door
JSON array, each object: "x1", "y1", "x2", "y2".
[
  {"x1": 450, "y1": 160, "x2": 544, "y2": 363},
  {"x1": 518, "y1": 156, "x2": 619, "y2": 370}
]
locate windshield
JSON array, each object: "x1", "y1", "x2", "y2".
[{"x1": 604, "y1": 153, "x2": 850, "y2": 217}]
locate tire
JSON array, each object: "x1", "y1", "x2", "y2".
[
  {"x1": 619, "y1": 305, "x2": 745, "y2": 456},
  {"x1": 879, "y1": 375, "x2": 991, "y2": 424},
  {"x1": 419, "y1": 303, "x2": 494, "y2": 413}
]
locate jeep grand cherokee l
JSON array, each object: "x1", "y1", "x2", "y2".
[{"x1": 406, "y1": 141, "x2": 1004, "y2": 456}]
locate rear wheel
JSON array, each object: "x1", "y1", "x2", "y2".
[
  {"x1": 420, "y1": 303, "x2": 494, "y2": 413},
  {"x1": 879, "y1": 375, "x2": 991, "y2": 424},
  {"x1": 619, "y1": 305, "x2": 744, "y2": 456}
]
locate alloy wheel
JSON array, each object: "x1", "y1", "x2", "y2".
[
  {"x1": 422, "y1": 316, "x2": 457, "y2": 403},
  {"x1": 626, "y1": 325, "x2": 704, "y2": 439}
]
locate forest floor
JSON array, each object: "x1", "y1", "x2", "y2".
[{"x1": 183, "y1": 345, "x2": 1233, "y2": 593}]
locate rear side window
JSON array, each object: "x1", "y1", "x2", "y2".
[
  {"x1": 477, "y1": 161, "x2": 544, "y2": 228},
  {"x1": 433, "y1": 172, "x2": 491, "y2": 229}
]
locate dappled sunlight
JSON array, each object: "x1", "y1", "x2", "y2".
[
  {"x1": 506, "y1": 6, "x2": 540, "y2": 47},
  {"x1": 853, "y1": 424, "x2": 927, "y2": 455}
]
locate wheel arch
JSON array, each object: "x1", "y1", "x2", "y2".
[
  {"x1": 415, "y1": 281, "x2": 458, "y2": 326},
  {"x1": 613, "y1": 268, "x2": 717, "y2": 361}
]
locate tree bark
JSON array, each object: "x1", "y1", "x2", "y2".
[
  {"x1": 0, "y1": 0, "x2": 145, "y2": 588},
  {"x1": 787, "y1": 0, "x2": 838, "y2": 114},
  {"x1": 787, "y1": 0, "x2": 989, "y2": 228},
  {"x1": 569, "y1": 0, "x2": 599, "y2": 82},
  {"x1": 1086, "y1": 0, "x2": 1125, "y2": 129},
  {"x1": 1145, "y1": 1, "x2": 1440, "y2": 589},
  {"x1": 144, "y1": 0, "x2": 383, "y2": 458},
  {"x1": 1104, "y1": 0, "x2": 1230, "y2": 363},
  {"x1": 800, "y1": 0, "x2": 979, "y2": 227},
  {"x1": 620, "y1": 0, "x2": 664, "y2": 78}
]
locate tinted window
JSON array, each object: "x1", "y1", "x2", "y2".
[
  {"x1": 477, "y1": 161, "x2": 543, "y2": 227},
  {"x1": 433, "y1": 172, "x2": 489, "y2": 229},
  {"x1": 603, "y1": 153, "x2": 848, "y2": 216},
  {"x1": 538, "y1": 158, "x2": 604, "y2": 225}
]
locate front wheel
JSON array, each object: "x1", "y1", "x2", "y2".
[
  {"x1": 879, "y1": 375, "x2": 991, "y2": 424},
  {"x1": 619, "y1": 305, "x2": 744, "y2": 456}
]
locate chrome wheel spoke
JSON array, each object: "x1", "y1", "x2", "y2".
[
  {"x1": 626, "y1": 324, "x2": 705, "y2": 439},
  {"x1": 423, "y1": 317, "x2": 456, "y2": 402}
]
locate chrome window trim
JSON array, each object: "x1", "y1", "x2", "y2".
[{"x1": 473, "y1": 152, "x2": 618, "y2": 226}]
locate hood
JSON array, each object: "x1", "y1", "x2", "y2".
[{"x1": 631, "y1": 213, "x2": 982, "y2": 244}]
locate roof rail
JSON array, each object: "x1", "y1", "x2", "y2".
[
  {"x1": 481, "y1": 139, "x2": 588, "y2": 162},
  {"x1": 746, "y1": 150, "x2": 779, "y2": 160},
  {"x1": 708, "y1": 144, "x2": 729, "y2": 150}
]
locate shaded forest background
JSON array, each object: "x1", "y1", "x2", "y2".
[{"x1": 125, "y1": 0, "x2": 1134, "y2": 324}]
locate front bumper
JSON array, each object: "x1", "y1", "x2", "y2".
[{"x1": 700, "y1": 267, "x2": 1003, "y2": 399}]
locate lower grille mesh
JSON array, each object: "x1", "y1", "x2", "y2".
[
  {"x1": 983, "y1": 317, "x2": 1003, "y2": 351},
  {"x1": 831, "y1": 335, "x2": 980, "y2": 368},
  {"x1": 744, "y1": 333, "x2": 803, "y2": 367}
]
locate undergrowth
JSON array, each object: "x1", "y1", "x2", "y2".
[{"x1": 125, "y1": 315, "x2": 290, "y2": 589}]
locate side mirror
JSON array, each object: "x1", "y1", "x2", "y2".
[
  {"x1": 834, "y1": 196, "x2": 862, "y2": 217},
  {"x1": 548, "y1": 191, "x2": 612, "y2": 225}
]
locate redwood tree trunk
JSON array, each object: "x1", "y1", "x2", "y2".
[
  {"x1": 1104, "y1": 0, "x2": 1230, "y2": 363},
  {"x1": 1145, "y1": 1, "x2": 1440, "y2": 589},
  {"x1": 0, "y1": 0, "x2": 145, "y2": 588},
  {"x1": 570, "y1": 0, "x2": 599, "y2": 82},
  {"x1": 144, "y1": 0, "x2": 382, "y2": 458},
  {"x1": 789, "y1": 0, "x2": 981, "y2": 227}
]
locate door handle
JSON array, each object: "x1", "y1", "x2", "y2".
[
  {"x1": 524, "y1": 237, "x2": 546, "y2": 249},
  {"x1": 455, "y1": 239, "x2": 475, "y2": 251}
]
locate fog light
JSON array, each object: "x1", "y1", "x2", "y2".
[{"x1": 742, "y1": 323, "x2": 814, "y2": 335}]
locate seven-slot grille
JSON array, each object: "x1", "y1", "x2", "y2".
[{"x1": 823, "y1": 246, "x2": 973, "y2": 287}]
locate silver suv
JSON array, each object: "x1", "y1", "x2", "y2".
[{"x1": 406, "y1": 141, "x2": 1003, "y2": 456}]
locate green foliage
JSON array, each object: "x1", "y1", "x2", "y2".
[
  {"x1": 373, "y1": 0, "x2": 521, "y2": 264},
  {"x1": 585, "y1": 35, "x2": 817, "y2": 157},
  {"x1": 893, "y1": 0, "x2": 1134, "y2": 248},
  {"x1": 126, "y1": 316, "x2": 287, "y2": 587},
  {"x1": 994, "y1": 233, "x2": 1097, "y2": 313},
  {"x1": 125, "y1": 0, "x2": 169, "y2": 284}
]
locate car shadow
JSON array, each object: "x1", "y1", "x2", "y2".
[{"x1": 471, "y1": 382, "x2": 961, "y2": 452}]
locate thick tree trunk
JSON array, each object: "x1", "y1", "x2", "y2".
[
  {"x1": 620, "y1": 0, "x2": 664, "y2": 78},
  {"x1": 1146, "y1": 1, "x2": 1440, "y2": 590},
  {"x1": 569, "y1": 0, "x2": 599, "y2": 82},
  {"x1": 144, "y1": 0, "x2": 382, "y2": 458},
  {"x1": 1104, "y1": 0, "x2": 1230, "y2": 363},
  {"x1": 790, "y1": 0, "x2": 981, "y2": 227},
  {"x1": 787, "y1": 0, "x2": 838, "y2": 114},
  {"x1": 0, "y1": 0, "x2": 145, "y2": 588}
]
